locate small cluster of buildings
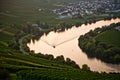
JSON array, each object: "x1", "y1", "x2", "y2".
[
  {"x1": 115, "y1": 26, "x2": 120, "y2": 31},
  {"x1": 53, "y1": 0, "x2": 120, "y2": 19},
  {"x1": 113, "y1": 0, "x2": 120, "y2": 9}
]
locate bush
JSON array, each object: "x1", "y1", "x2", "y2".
[{"x1": 0, "y1": 68, "x2": 11, "y2": 80}]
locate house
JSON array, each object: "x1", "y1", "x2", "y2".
[
  {"x1": 32, "y1": 24, "x2": 39, "y2": 27},
  {"x1": 115, "y1": 26, "x2": 120, "y2": 31}
]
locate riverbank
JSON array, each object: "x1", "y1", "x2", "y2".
[
  {"x1": 27, "y1": 18, "x2": 120, "y2": 73},
  {"x1": 78, "y1": 23, "x2": 120, "y2": 64},
  {"x1": 1, "y1": 0, "x2": 120, "y2": 79}
]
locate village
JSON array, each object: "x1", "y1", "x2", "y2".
[{"x1": 53, "y1": 0, "x2": 120, "y2": 19}]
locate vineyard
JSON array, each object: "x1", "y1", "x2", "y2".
[{"x1": 0, "y1": 48, "x2": 120, "y2": 80}]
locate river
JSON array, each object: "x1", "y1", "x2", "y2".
[{"x1": 27, "y1": 18, "x2": 120, "y2": 73}]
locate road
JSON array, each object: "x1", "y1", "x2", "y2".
[{"x1": 19, "y1": 34, "x2": 31, "y2": 54}]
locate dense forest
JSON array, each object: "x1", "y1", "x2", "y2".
[{"x1": 79, "y1": 23, "x2": 120, "y2": 64}]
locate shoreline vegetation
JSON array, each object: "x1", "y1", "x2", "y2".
[
  {"x1": 0, "y1": 0, "x2": 120, "y2": 79},
  {"x1": 22, "y1": 17, "x2": 120, "y2": 55},
  {"x1": 20, "y1": 18, "x2": 120, "y2": 64},
  {"x1": 79, "y1": 22, "x2": 120, "y2": 64},
  {"x1": 0, "y1": 18, "x2": 120, "y2": 79}
]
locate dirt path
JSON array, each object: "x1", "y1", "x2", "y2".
[
  {"x1": 0, "y1": 12, "x2": 19, "y2": 18},
  {"x1": 0, "y1": 28, "x2": 5, "y2": 32}
]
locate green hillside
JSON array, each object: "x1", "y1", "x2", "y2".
[
  {"x1": 95, "y1": 30, "x2": 120, "y2": 47},
  {"x1": 1, "y1": 47, "x2": 120, "y2": 80},
  {"x1": 0, "y1": 0, "x2": 81, "y2": 26},
  {"x1": 0, "y1": 23, "x2": 120, "y2": 79},
  {"x1": 0, "y1": 0, "x2": 113, "y2": 26},
  {"x1": 0, "y1": 24, "x2": 120, "y2": 80},
  {"x1": 0, "y1": 0, "x2": 120, "y2": 80}
]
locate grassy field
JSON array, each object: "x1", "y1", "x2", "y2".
[
  {"x1": 0, "y1": 0, "x2": 81, "y2": 26},
  {"x1": 95, "y1": 30, "x2": 120, "y2": 47}
]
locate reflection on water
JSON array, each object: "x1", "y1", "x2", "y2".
[{"x1": 27, "y1": 18, "x2": 120, "y2": 73}]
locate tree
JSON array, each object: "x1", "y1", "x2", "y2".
[
  {"x1": 82, "y1": 64, "x2": 90, "y2": 71},
  {"x1": 66, "y1": 58, "x2": 72, "y2": 64},
  {"x1": 0, "y1": 69, "x2": 11, "y2": 80},
  {"x1": 66, "y1": 58, "x2": 80, "y2": 69},
  {"x1": 55, "y1": 55, "x2": 65, "y2": 63},
  {"x1": 45, "y1": 54, "x2": 54, "y2": 60},
  {"x1": 75, "y1": 22, "x2": 81, "y2": 27}
]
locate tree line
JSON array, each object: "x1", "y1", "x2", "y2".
[
  {"x1": 29, "y1": 52, "x2": 80, "y2": 69},
  {"x1": 79, "y1": 23, "x2": 120, "y2": 64}
]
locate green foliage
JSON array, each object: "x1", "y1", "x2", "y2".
[
  {"x1": 0, "y1": 0, "x2": 84, "y2": 26},
  {"x1": 0, "y1": 0, "x2": 120, "y2": 80},
  {"x1": 55, "y1": 55, "x2": 65, "y2": 62},
  {"x1": 0, "y1": 32, "x2": 13, "y2": 43},
  {"x1": 0, "y1": 68, "x2": 11, "y2": 80},
  {"x1": 0, "y1": 52, "x2": 120, "y2": 80},
  {"x1": 82, "y1": 64, "x2": 90, "y2": 71},
  {"x1": 79, "y1": 23, "x2": 120, "y2": 63},
  {"x1": 95, "y1": 30, "x2": 120, "y2": 47},
  {"x1": 66, "y1": 58, "x2": 80, "y2": 69},
  {"x1": 16, "y1": 69, "x2": 120, "y2": 80},
  {"x1": 29, "y1": 53, "x2": 80, "y2": 69}
]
